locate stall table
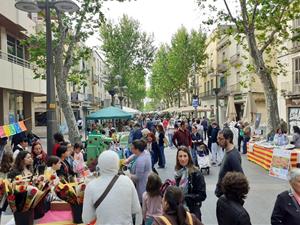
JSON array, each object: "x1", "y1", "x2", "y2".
[{"x1": 247, "y1": 142, "x2": 300, "y2": 170}]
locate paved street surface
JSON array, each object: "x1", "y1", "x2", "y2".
[
  {"x1": 1, "y1": 145, "x2": 289, "y2": 225},
  {"x1": 159, "y1": 147, "x2": 289, "y2": 225}
]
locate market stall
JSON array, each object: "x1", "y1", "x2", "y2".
[
  {"x1": 85, "y1": 107, "x2": 133, "y2": 170},
  {"x1": 247, "y1": 142, "x2": 300, "y2": 171}
]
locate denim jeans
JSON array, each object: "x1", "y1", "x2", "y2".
[
  {"x1": 191, "y1": 147, "x2": 198, "y2": 166},
  {"x1": 167, "y1": 133, "x2": 174, "y2": 147}
]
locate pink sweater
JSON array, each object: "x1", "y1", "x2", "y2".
[{"x1": 142, "y1": 192, "x2": 162, "y2": 219}]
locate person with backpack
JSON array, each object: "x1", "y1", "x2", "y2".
[
  {"x1": 152, "y1": 186, "x2": 203, "y2": 225},
  {"x1": 142, "y1": 173, "x2": 163, "y2": 225},
  {"x1": 174, "y1": 146, "x2": 206, "y2": 221}
]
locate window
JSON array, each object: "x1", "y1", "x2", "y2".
[
  {"x1": 7, "y1": 35, "x2": 25, "y2": 62},
  {"x1": 222, "y1": 52, "x2": 225, "y2": 62},
  {"x1": 237, "y1": 71, "x2": 241, "y2": 83},
  {"x1": 293, "y1": 57, "x2": 300, "y2": 85},
  {"x1": 207, "y1": 81, "x2": 210, "y2": 95},
  {"x1": 293, "y1": 19, "x2": 300, "y2": 48}
]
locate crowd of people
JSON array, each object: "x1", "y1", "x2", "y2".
[
  {"x1": 0, "y1": 114, "x2": 300, "y2": 225},
  {"x1": 80, "y1": 114, "x2": 299, "y2": 225}
]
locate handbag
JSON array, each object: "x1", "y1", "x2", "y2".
[{"x1": 94, "y1": 175, "x2": 120, "y2": 209}]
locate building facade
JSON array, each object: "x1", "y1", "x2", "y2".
[
  {"x1": 277, "y1": 18, "x2": 300, "y2": 133},
  {"x1": 65, "y1": 48, "x2": 111, "y2": 124},
  {"x1": 199, "y1": 27, "x2": 269, "y2": 125},
  {"x1": 0, "y1": 1, "x2": 45, "y2": 131}
]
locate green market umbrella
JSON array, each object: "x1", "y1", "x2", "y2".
[{"x1": 86, "y1": 106, "x2": 133, "y2": 120}]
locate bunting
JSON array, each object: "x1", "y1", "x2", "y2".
[{"x1": 0, "y1": 121, "x2": 27, "y2": 138}]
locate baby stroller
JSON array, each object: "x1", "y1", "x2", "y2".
[{"x1": 197, "y1": 143, "x2": 210, "y2": 175}]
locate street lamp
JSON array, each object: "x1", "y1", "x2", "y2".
[
  {"x1": 15, "y1": 0, "x2": 79, "y2": 155},
  {"x1": 212, "y1": 73, "x2": 222, "y2": 124}
]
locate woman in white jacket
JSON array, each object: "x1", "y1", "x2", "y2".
[{"x1": 83, "y1": 150, "x2": 142, "y2": 225}]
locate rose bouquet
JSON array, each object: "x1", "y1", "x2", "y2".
[
  {"x1": 54, "y1": 181, "x2": 87, "y2": 224},
  {"x1": 0, "y1": 179, "x2": 6, "y2": 203}
]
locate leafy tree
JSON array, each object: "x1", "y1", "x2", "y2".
[
  {"x1": 149, "y1": 27, "x2": 206, "y2": 107},
  {"x1": 23, "y1": 0, "x2": 125, "y2": 144},
  {"x1": 197, "y1": 0, "x2": 300, "y2": 135},
  {"x1": 99, "y1": 15, "x2": 155, "y2": 109}
]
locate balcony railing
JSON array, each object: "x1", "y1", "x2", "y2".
[
  {"x1": 230, "y1": 53, "x2": 241, "y2": 65},
  {"x1": 0, "y1": 50, "x2": 33, "y2": 69},
  {"x1": 217, "y1": 63, "x2": 227, "y2": 72},
  {"x1": 84, "y1": 93, "x2": 93, "y2": 102},
  {"x1": 280, "y1": 82, "x2": 300, "y2": 95},
  {"x1": 71, "y1": 92, "x2": 85, "y2": 102},
  {"x1": 199, "y1": 90, "x2": 215, "y2": 98}
]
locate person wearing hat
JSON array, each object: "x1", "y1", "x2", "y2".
[{"x1": 83, "y1": 150, "x2": 142, "y2": 225}]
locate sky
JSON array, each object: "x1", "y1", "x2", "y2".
[{"x1": 86, "y1": 0, "x2": 206, "y2": 47}]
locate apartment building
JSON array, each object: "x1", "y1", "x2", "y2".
[
  {"x1": 66, "y1": 48, "x2": 111, "y2": 123},
  {"x1": 199, "y1": 27, "x2": 269, "y2": 125},
  {"x1": 277, "y1": 18, "x2": 300, "y2": 133},
  {"x1": 0, "y1": 1, "x2": 45, "y2": 130}
]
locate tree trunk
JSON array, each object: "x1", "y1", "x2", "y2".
[
  {"x1": 54, "y1": 50, "x2": 81, "y2": 144},
  {"x1": 245, "y1": 32, "x2": 280, "y2": 135}
]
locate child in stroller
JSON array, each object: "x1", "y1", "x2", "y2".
[{"x1": 196, "y1": 143, "x2": 210, "y2": 174}]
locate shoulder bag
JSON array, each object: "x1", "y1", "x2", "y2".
[{"x1": 94, "y1": 175, "x2": 120, "y2": 209}]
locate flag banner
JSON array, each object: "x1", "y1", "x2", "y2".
[
  {"x1": 3, "y1": 125, "x2": 11, "y2": 137},
  {"x1": 18, "y1": 121, "x2": 27, "y2": 132},
  {"x1": 14, "y1": 123, "x2": 22, "y2": 133},
  {"x1": 0, "y1": 121, "x2": 27, "y2": 138},
  {"x1": 8, "y1": 124, "x2": 16, "y2": 136}
]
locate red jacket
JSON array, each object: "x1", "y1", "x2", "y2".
[{"x1": 172, "y1": 128, "x2": 192, "y2": 148}]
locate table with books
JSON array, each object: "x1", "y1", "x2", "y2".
[{"x1": 247, "y1": 141, "x2": 300, "y2": 170}]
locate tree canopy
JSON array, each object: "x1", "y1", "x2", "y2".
[
  {"x1": 99, "y1": 15, "x2": 155, "y2": 109},
  {"x1": 149, "y1": 26, "x2": 206, "y2": 108}
]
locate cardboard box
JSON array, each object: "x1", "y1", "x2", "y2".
[{"x1": 50, "y1": 201, "x2": 71, "y2": 211}]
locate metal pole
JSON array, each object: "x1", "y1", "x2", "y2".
[
  {"x1": 46, "y1": 0, "x2": 57, "y2": 155},
  {"x1": 215, "y1": 76, "x2": 219, "y2": 124}
]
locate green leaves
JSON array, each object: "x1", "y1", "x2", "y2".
[
  {"x1": 99, "y1": 15, "x2": 155, "y2": 108},
  {"x1": 149, "y1": 27, "x2": 206, "y2": 106}
]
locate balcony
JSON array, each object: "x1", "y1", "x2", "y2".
[
  {"x1": 199, "y1": 90, "x2": 215, "y2": 99},
  {"x1": 71, "y1": 92, "x2": 84, "y2": 103},
  {"x1": 280, "y1": 82, "x2": 300, "y2": 96},
  {"x1": 84, "y1": 93, "x2": 94, "y2": 103},
  {"x1": 0, "y1": 50, "x2": 45, "y2": 94},
  {"x1": 230, "y1": 53, "x2": 241, "y2": 66},
  {"x1": 206, "y1": 66, "x2": 214, "y2": 76},
  {"x1": 217, "y1": 63, "x2": 228, "y2": 73}
]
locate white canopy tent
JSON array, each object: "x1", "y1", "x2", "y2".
[{"x1": 122, "y1": 106, "x2": 142, "y2": 114}]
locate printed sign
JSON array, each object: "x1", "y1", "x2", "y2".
[
  {"x1": 269, "y1": 148, "x2": 291, "y2": 180},
  {"x1": 288, "y1": 107, "x2": 300, "y2": 134},
  {"x1": 192, "y1": 97, "x2": 199, "y2": 108}
]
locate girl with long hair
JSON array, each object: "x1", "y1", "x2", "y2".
[
  {"x1": 31, "y1": 142, "x2": 47, "y2": 175},
  {"x1": 142, "y1": 173, "x2": 163, "y2": 225},
  {"x1": 153, "y1": 186, "x2": 203, "y2": 225}
]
